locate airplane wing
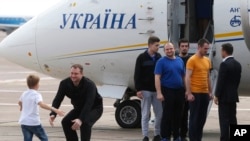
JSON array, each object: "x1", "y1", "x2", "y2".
[{"x1": 97, "y1": 85, "x2": 128, "y2": 99}]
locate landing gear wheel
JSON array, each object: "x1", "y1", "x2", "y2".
[{"x1": 115, "y1": 100, "x2": 141, "y2": 128}]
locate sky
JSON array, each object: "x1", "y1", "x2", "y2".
[{"x1": 0, "y1": 0, "x2": 61, "y2": 16}]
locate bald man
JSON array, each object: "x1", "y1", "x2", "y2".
[{"x1": 155, "y1": 43, "x2": 185, "y2": 141}]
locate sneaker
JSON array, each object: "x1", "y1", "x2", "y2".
[
  {"x1": 152, "y1": 135, "x2": 161, "y2": 141},
  {"x1": 143, "y1": 136, "x2": 149, "y2": 141}
]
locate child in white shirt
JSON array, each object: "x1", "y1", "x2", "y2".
[{"x1": 18, "y1": 74, "x2": 64, "y2": 141}]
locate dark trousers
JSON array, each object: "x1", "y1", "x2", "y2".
[
  {"x1": 61, "y1": 106, "x2": 103, "y2": 141},
  {"x1": 189, "y1": 94, "x2": 209, "y2": 141},
  {"x1": 180, "y1": 100, "x2": 189, "y2": 138},
  {"x1": 219, "y1": 102, "x2": 237, "y2": 141},
  {"x1": 161, "y1": 87, "x2": 185, "y2": 139}
]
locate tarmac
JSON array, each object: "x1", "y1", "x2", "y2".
[{"x1": 0, "y1": 31, "x2": 250, "y2": 141}]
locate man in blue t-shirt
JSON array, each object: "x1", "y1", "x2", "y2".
[{"x1": 155, "y1": 43, "x2": 185, "y2": 141}]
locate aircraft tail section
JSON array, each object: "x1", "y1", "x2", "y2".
[{"x1": 0, "y1": 16, "x2": 32, "y2": 34}]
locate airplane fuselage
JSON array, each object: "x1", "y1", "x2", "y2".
[
  {"x1": 0, "y1": 0, "x2": 250, "y2": 128},
  {"x1": 1, "y1": 0, "x2": 249, "y2": 95}
]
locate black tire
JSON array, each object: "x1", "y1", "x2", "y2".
[
  {"x1": 132, "y1": 99, "x2": 141, "y2": 105},
  {"x1": 115, "y1": 100, "x2": 141, "y2": 128}
]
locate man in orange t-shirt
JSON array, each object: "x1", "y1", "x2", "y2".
[{"x1": 185, "y1": 38, "x2": 213, "y2": 141}]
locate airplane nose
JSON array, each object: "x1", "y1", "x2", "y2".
[{"x1": 0, "y1": 18, "x2": 41, "y2": 72}]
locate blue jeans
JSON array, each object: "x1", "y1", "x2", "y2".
[
  {"x1": 21, "y1": 124, "x2": 48, "y2": 141},
  {"x1": 141, "y1": 91, "x2": 162, "y2": 137}
]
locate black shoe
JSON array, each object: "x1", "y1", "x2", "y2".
[
  {"x1": 181, "y1": 137, "x2": 188, "y2": 141},
  {"x1": 152, "y1": 135, "x2": 161, "y2": 141},
  {"x1": 174, "y1": 137, "x2": 181, "y2": 141},
  {"x1": 143, "y1": 136, "x2": 149, "y2": 141}
]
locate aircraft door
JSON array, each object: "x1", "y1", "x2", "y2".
[
  {"x1": 167, "y1": 0, "x2": 186, "y2": 45},
  {"x1": 136, "y1": 0, "x2": 168, "y2": 41}
]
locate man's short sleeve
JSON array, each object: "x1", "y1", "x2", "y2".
[
  {"x1": 154, "y1": 58, "x2": 163, "y2": 75},
  {"x1": 186, "y1": 57, "x2": 194, "y2": 70},
  {"x1": 208, "y1": 58, "x2": 212, "y2": 70}
]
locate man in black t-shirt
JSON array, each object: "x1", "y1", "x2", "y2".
[{"x1": 178, "y1": 39, "x2": 191, "y2": 141}]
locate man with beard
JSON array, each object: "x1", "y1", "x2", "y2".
[
  {"x1": 155, "y1": 43, "x2": 185, "y2": 141},
  {"x1": 185, "y1": 38, "x2": 213, "y2": 141},
  {"x1": 177, "y1": 39, "x2": 191, "y2": 141}
]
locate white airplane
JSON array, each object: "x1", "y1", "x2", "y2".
[
  {"x1": 0, "y1": 0, "x2": 60, "y2": 34},
  {"x1": 0, "y1": 16, "x2": 32, "y2": 34},
  {"x1": 0, "y1": 0, "x2": 249, "y2": 128}
]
